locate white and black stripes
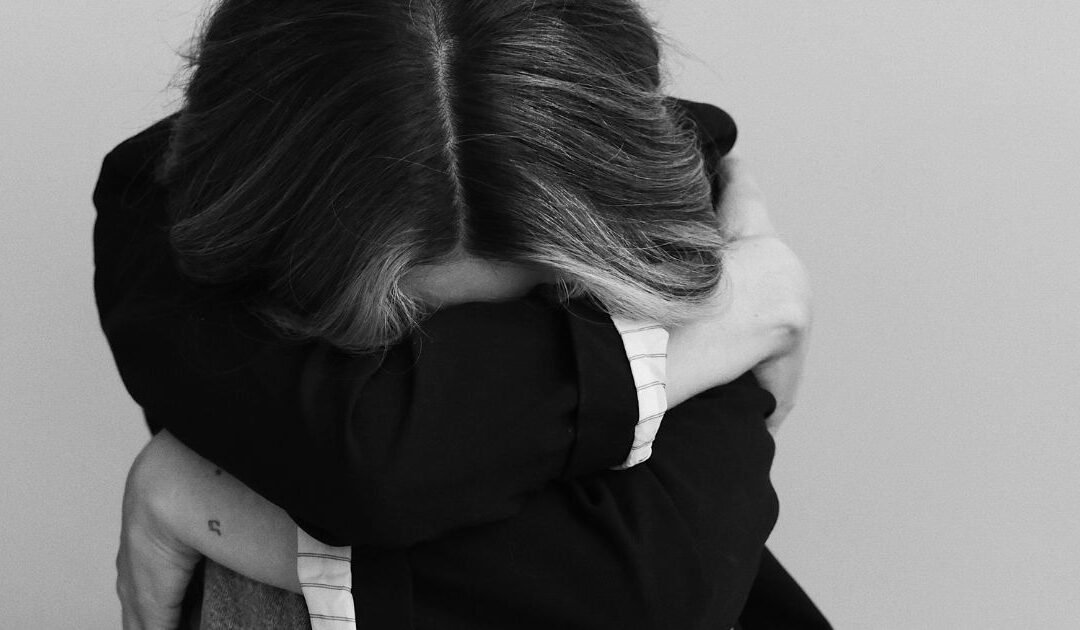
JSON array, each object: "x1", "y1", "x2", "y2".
[
  {"x1": 611, "y1": 316, "x2": 670, "y2": 469},
  {"x1": 297, "y1": 529, "x2": 356, "y2": 629}
]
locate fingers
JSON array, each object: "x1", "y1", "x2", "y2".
[{"x1": 717, "y1": 155, "x2": 777, "y2": 239}]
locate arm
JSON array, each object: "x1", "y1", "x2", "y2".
[
  {"x1": 117, "y1": 430, "x2": 301, "y2": 630},
  {"x1": 398, "y1": 372, "x2": 782, "y2": 629},
  {"x1": 123, "y1": 430, "x2": 301, "y2": 593},
  {"x1": 720, "y1": 153, "x2": 812, "y2": 432},
  {"x1": 667, "y1": 152, "x2": 811, "y2": 432},
  {"x1": 93, "y1": 121, "x2": 637, "y2": 548},
  {"x1": 115, "y1": 234, "x2": 808, "y2": 626},
  {"x1": 97, "y1": 97, "x2": 812, "y2": 546},
  {"x1": 120, "y1": 374, "x2": 782, "y2": 629},
  {"x1": 94, "y1": 111, "x2": 808, "y2": 548},
  {"x1": 110, "y1": 132, "x2": 809, "y2": 628},
  {"x1": 666, "y1": 237, "x2": 809, "y2": 413},
  {"x1": 660, "y1": 98, "x2": 809, "y2": 426}
]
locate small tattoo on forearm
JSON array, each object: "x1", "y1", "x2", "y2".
[{"x1": 209, "y1": 520, "x2": 222, "y2": 536}]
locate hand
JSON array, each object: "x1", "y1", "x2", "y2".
[
  {"x1": 733, "y1": 237, "x2": 811, "y2": 433},
  {"x1": 716, "y1": 152, "x2": 777, "y2": 240},
  {"x1": 117, "y1": 434, "x2": 203, "y2": 630},
  {"x1": 719, "y1": 154, "x2": 812, "y2": 432},
  {"x1": 666, "y1": 156, "x2": 811, "y2": 431}
]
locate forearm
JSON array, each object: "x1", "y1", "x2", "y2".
[
  {"x1": 134, "y1": 430, "x2": 301, "y2": 594},
  {"x1": 95, "y1": 136, "x2": 637, "y2": 545},
  {"x1": 398, "y1": 372, "x2": 780, "y2": 629},
  {"x1": 127, "y1": 376, "x2": 779, "y2": 629},
  {"x1": 97, "y1": 108, "x2": 806, "y2": 550},
  {"x1": 97, "y1": 259, "x2": 637, "y2": 548}
]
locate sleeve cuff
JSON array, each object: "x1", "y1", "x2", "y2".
[
  {"x1": 297, "y1": 527, "x2": 357, "y2": 629},
  {"x1": 608, "y1": 317, "x2": 670, "y2": 469}
]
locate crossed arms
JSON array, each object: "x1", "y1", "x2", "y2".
[{"x1": 95, "y1": 106, "x2": 810, "y2": 628}]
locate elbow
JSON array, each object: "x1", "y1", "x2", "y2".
[
  {"x1": 355, "y1": 485, "x2": 421, "y2": 549},
  {"x1": 284, "y1": 458, "x2": 423, "y2": 549}
]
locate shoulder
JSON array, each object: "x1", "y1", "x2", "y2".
[
  {"x1": 667, "y1": 97, "x2": 738, "y2": 156},
  {"x1": 93, "y1": 114, "x2": 178, "y2": 222},
  {"x1": 96, "y1": 114, "x2": 178, "y2": 192}
]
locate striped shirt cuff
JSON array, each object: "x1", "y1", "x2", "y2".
[
  {"x1": 297, "y1": 528, "x2": 357, "y2": 629},
  {"x1": 609, "y1": 317, "x2": 670, "y2": 469}
]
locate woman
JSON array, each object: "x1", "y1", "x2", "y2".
[{"x1": 94, "y1": 0, "x2": 823, "y2": 627}]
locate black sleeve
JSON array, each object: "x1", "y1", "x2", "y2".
[
  {"x1": 346, "y1": 373, "x2": 784, "y2": 630},
  {"x1": 738, "y1": 549, "x2": 833, "y2": 630},
  {"x1": 92, "y1": 99, "x2": 740, "y2": 548},
  {"x1": 92, "y1": 118, "x2": 637, "y2": 548},
  {"x1": 669, "y1": 96, "x2": 738, "y2": 208}
]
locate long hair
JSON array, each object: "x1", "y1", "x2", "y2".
[{"x1": 161, "y1": 0, "x2": 728, "y2": 351}]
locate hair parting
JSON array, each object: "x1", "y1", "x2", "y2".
[{"x1": 162, "y1": 0, "x2": 728, "y2": 351}]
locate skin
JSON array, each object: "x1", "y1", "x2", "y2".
[
  {"x1": 667, "y1": 153, "x2": 811, "y2": 427},
  {"x1": 402, "y1": 255, "x2": 555, "y2": 308},
  {"x1": 117, "y1": 157, "x2": 811, "y2": 629}
]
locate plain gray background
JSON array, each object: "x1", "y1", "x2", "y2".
[{"x1": 3, "y1": 1, "x2": 1078, "y2": 627}]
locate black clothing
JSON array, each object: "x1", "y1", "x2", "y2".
[
  {"x1": 739, "y1": 551, "x2": 831, "y2": 629},
  {"x1": 93, "y1": 98, "x2": 829, "y2": 628},
  {"x1": 94, "y1": 114, "x2": 658, "y2": 547},
  {"x1": 93, "y1": 116, "x2": 638, "y2": 546}
]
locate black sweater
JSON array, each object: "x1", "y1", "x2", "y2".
[{"x1": 93, "y1": 99, "x2": 828, "y2": 628}]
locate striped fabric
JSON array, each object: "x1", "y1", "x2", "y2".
[
  {"x1": 610, "y1": 317, "x2": 670, "y2": 469},
  {"x1": 295, "y1": 316, "x2": 670, "y2": 628},
  {"x1": 297, "y1": 528, "x2": 356, "y2": 629}
]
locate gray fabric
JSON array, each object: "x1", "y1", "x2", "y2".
[{"x1": 196, "y1": 559, "x2": 312, "y2": 630}]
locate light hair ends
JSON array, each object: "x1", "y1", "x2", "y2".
[{"x1": 163, "y1": 0, "x2": 728, "y2": 350}]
